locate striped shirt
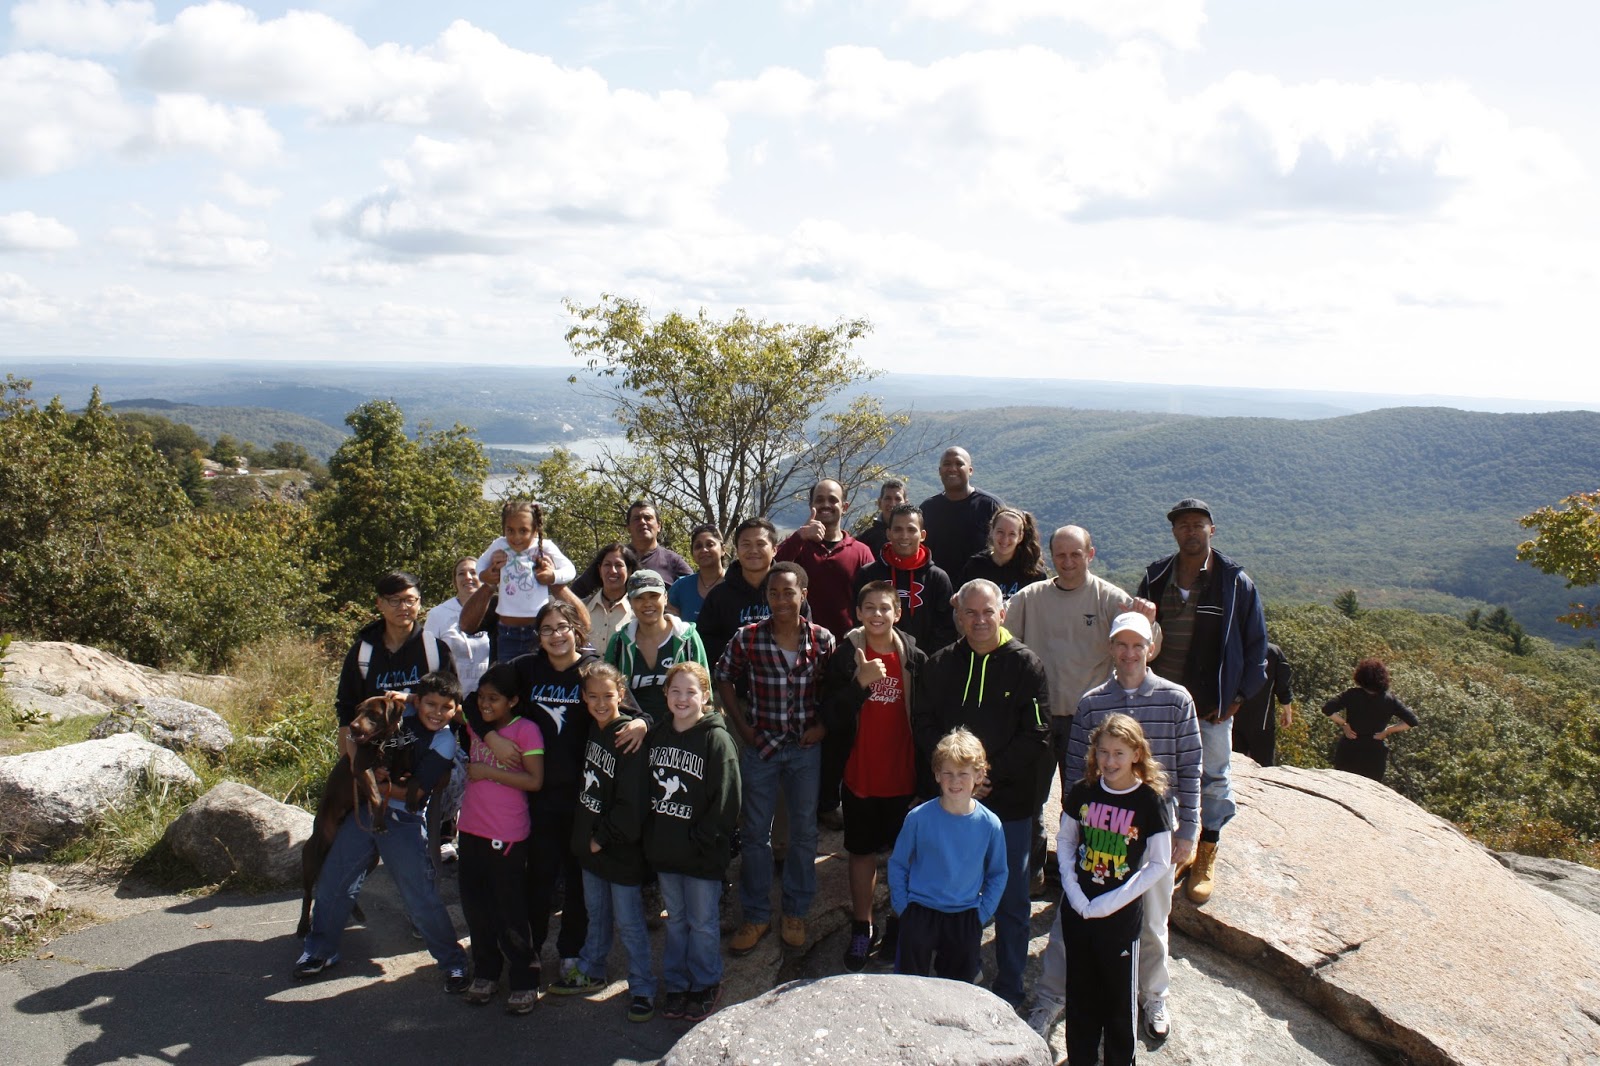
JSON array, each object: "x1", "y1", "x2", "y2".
[{"x1": 1066, "y1": 671, "x2": 1202, "y2": 841}]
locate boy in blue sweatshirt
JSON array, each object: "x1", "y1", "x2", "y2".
[{"x1": 888, "y1": 726, "x2": 1007, "y2": 981}]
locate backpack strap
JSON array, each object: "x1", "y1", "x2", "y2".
[{"x1": 357, "y1": 641, "x2": 373, "y2": 681}]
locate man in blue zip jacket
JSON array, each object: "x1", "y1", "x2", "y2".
[
  {"x1": 1137, "y1": 498, "x2": 1266, "y2": 906},
  {"x1": 911, "y1": 578, "x2": 1050, "y2": 1008}
]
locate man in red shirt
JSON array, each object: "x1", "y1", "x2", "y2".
[{"x1": 821, "y1": 581, "x2": 928, "y2": 972}]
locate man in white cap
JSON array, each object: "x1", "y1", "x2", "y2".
[{"x1": 1060, "y1": 612, "x2": 1201, "y2": 1042}]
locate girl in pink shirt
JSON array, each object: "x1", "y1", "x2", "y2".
[{"x1": 458, "y1": 663, "x2": 545, "y2": 1013}]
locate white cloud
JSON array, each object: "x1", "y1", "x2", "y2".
[
  {"x1": 216, "y1": 170, "x2": 281, "y2": 207},
  {"x1": 0, "y1": 272, "x2": 61, "y2": 324},
  {"x1": 10, "y1": 0, "x2": 156, "y2": 54},
  {"x1": 111, "y1": 202, "x2": 274, "y2": 271},
  {"x1": 899, "y1": 0, "x2": 1205, "y2": 46},
  {"x1": 314, "y1": 259, "x2": 411, "y2": 287},
  {"x1": 717, "y1": 44, "x2": 1584, "y2": 222},
  {"x1": 127, "y1": 93, "x2": 281, "y2": 164},
  {"x1": 0, "y1": 212, "x2": 79, "y2": 252},
  {"x1": 0, "y1": 51, "x2": 134, "y2": 177}
]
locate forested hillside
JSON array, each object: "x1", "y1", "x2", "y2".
[
  {"x1": 880, "y1": 406, "x2": 1600, "y2": 642},
  {"x1": 108, "y1": 400, "x2": 350, "y2": 461}
]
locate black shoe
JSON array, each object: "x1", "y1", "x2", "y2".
[
  {"x1": 843, "y1": 924, "x2": 872, "y2": 973},
  {"x1": 660, "y1": 990, "x2": 690, "y2": 1020},
  {"x1": 444, "y1": 966, "x2": 471, "y2": 994},
  {"x1": 293, "y1": 952, "x2": 338, "y2": 980},
  {"x1": 683, "y1": 984, "x2": 721, "y2": 1022},
  {"x1": 627, "y1": 995, "x2": 655, "y2": 1023}
]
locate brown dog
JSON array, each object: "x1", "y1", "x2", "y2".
[{"x1": 296, "y1": 694, "x2": 409, "y2": 939}]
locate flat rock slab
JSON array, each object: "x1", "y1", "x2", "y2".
[
  {"x1": 1496, "y1": 851, "x2": 1600, "y2": 919},
  {"x1": 0, "y1": 735, "x2": 201, "y2": 858},
  {"x1": 2, "y1": 641, "x2": 233, "y2": 706},
  {"x1": 663, "y1": 974, "x2": 1051, "y2": 1066},
  {"x1": 1171, "y1": 763, "x2": 1600, "y2": 1066},
  {"x1": 162, "y1": 781, "x2": 312, "y2": 886},
  {"x1": 90, "y1": 696, "x2": 234, "y2": 756},
  {"x1": 1, "y1": 682, "x2": 109, "y2": 723}
]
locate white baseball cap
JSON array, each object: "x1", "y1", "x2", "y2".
[{"x1": 1109, "y1": 612, "x2": 1153, "y2": 642}]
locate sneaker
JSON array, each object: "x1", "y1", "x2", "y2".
[
  {"x1": 1027, "y1": 997, "x2": 1063, "y2": 1039},
  {"x1": 438, "y1": 840, "x2": 459, "y2": 864},
  {"x1": 627, "y1": 995, "x2": 655, "y2": 1023},
  {"x1": 292, "y1": 952, "x2": 338, "y2": 980},
  {"x1": 843, "y1": 928, "x2": 872, "y2": 973},
  {"x1": 549, "y1": 970, "x2": 606, "y2": 996},
  {"x1": 505, "y1": 988, "x2": 538, "y2": 1015},
  {"x1": 730, "y1": 921, "x2": 770, "y2": 955},
  {"x1": 1144, "y1": 999, "x2": 1172, "y2": 1041},
  {"x1": 444, "y1": 967, "x2": 471, "y2": 994},
  {"x1": 465, "y1": 978, "x2": 496, "y2": 1005},
  {"x1": 780, "y1": 915, "x2": 806, "y2": 949},
  {"x1": 683, "y1": 983, "x2": 721, "y2": 1022},
  {"x1": 659, "y1": 990, "x2": 690, "y2": 1020}
]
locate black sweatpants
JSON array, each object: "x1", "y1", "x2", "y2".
[
  {"x1": 459, "y1": 832, "x2": 537, "y2": 990},
  {"x1": 526, "y1": 801, "x2": 588, "y2": 960},
  {"x1": 895, "y1": 902, "x2": 981, "y2": 982},
  {"x1": 1063, "y1": 904, "x2": 1141, "y2": 1066}
]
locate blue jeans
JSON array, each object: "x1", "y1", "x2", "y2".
[
  {"x1": 738, "y1": 742, "x2": 821, "y2": 924},
  {"x1": 497, "y1": 623, "x2": 537, "y2": 663},
  {"x1": 992, "y1": 816, "x2": 1032, "y2": 1005},
  {"x1": 658, "y1": 871, "x2": 723, "y2": 992},
  {"x1": 579, "y1": 869, "x2": 656, "y2": 999},
  {"x1": 1199, "y1": 718, "x2": 1237, "y2": 831},
  {"x1": 304, "y1": 806, "x2": 466, "y2": 971}
]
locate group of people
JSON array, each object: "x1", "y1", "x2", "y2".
[{"x1": 296, "y1": 446, "x2": 1420, "y2": 1065}]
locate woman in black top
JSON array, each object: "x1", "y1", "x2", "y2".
[
  {"x1": 1323, "y1": 658, "x2": 1418, "y2": 783},
  {"x1": 957, "y1": 507, "x2": 1048, "y2": 602}
]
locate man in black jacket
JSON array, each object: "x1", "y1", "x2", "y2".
[{"x1": 912, "y1": 578, "x2": 1049, "y2": 1008}]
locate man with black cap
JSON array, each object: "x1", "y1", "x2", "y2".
[{"x1": 1137, "y1": 498, "x2": 1266, "y2": 907}]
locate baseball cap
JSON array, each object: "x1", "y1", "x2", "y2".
[
  {"x1": 625, "y1": 569, "x2": 667, "y2": 599},
  {"x1": 1109, "y1": 612, "x2": 1154, "y2": 642},
  {"x1": 1166, "y1": 498, "x2": 1213, "y2": 524}
]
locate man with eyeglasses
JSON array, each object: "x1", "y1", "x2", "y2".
[
  {"x1": 334, "y1": 570, "x2": 457, "y2": 761},
  {"x1": 1137, "y1": 499, "x2": 1266, "y2": 913}
]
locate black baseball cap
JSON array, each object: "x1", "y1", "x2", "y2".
[{"x1": 1166, "y1": 498, "x2": 1213, "y2": 523}]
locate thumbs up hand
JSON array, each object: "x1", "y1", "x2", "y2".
[
  {"x1": 800, "y1": 506, "x2": 826, "y2": 542},
  {"x1": 854, "y1": 646, "x2": 888, "y2": 688}
]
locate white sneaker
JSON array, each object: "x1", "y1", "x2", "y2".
[
  {"x1": 1027, "y1": 997, "x2": 1063, "y2": 1038},
  {"x1": 1144, "y1": 1000, "x2": 1171, "y2": 1040}
]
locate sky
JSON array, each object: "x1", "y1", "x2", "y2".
[{"x1": 3, "y1": 0, "x2": 1598, "y2": 406}]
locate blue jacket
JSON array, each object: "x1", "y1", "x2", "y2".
[{"x1": 1138, "y1": 549, "x2": 1266, "y2": 717}]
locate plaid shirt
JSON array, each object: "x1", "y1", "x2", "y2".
[{"x1": 715, "y1": 618, "x2": 836, "y2": 759}]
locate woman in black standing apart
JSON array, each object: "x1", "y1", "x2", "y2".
[{"x1": 1323, "y1": 658, "x2": 1418, "y2": 783}]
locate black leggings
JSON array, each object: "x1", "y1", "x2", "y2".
[
  {"x1": 526, "y1": 803, "x2": 588, "y2": 960},
  {"x1": 459, "y1": 832, "x2": 537, "y2": 990}
]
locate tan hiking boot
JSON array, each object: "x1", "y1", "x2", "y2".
[
  {"x1": 781, "y1": 915, "x2": 807, "y2": 949},
  {"x1": 1186, "y1": 840, "x2": 1218, "y2": 903},
  {"x1": 730, "y1": 921, "x2": 770, "y2": 955}
]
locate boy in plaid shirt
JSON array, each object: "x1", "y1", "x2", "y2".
[{"x1": 715, "y1": 561, "x2": 836, "y2": 955}]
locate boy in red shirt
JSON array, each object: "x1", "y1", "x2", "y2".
[{"x1": 821, "y1": 580, "x2": 929, "y2": 971}]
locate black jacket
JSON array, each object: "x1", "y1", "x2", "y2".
[
  {"x1": 643, "y1": 713, "x2": 741, "y2": 881},
  {"x1": 335, "y1": 619, "x2": 455, "y2": 727},
  {"x1": 912, "y1": 632, "x2": 1050, "y2": 823}
]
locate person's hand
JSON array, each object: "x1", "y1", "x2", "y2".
[
  {"x1": 1218, "y1": 699, "x2": 1242, "y2": 723},
  {"x1": 617, "y1": 718, "x2": 648, "y2": 754},
  {"x1": 973, "y1": 775, "x2": 992, "y2": 800},
  {"x1": 589, "y1": 839, "x2": 602, "y2": 854},
  {"x1": 468, "y1": 762, "x2": 492, "y2": 780},
  {"x1": 534, "y1": 555, "x2": 556, "y2": 586},
  {"x1": 1130, "y1": 597, "x2": 1157, "y2": 622},
  {"x1": 1173, "y1": 836, "x2": 1196, "y2": 869},
  {"x1": 799, "y1": 723, "x2": 826, "y2": 747},
  {"x1": 853, "y1": 647, "x2": 887, "y2": 688},
  {"x1": 1280, "y1": 703, "x2": 1295, "y2": 728},
  {"x1": 486, "y1": 731, "x2": 520, "y2": 764},
  {"x1": 1340, "y1": 721, "x2": 1358, "y2": 740},
  {"x1": 483, "y1": 551, "x2": 507, "y2": 587},
  {"x1": 798, "y1": 507, "x2": 826, "y2": 542}
]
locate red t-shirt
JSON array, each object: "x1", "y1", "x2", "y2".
[{"x1": 844, "y1": 647, "x2": 916, "y2": 798}]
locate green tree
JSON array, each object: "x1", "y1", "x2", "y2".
[
  {"x1": 564, "y1": 296, "x2": 907, "y2": 537},
  {"x1": 210, "y1": 433, "x2": 243, "y2": 468},
  {"x1": 311, "y1": 400, "x2": 497, "y2": 608},
  {"x1": 1333, "y1": 589, "x2": 1361, "y2": 617},
  {"x1": 1518, "y1": 490, "x2": 1600, "y2": 628}
]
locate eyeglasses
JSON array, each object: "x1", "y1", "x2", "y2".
[
  {"x1": 381, "y1": 595, "x2": 421, "y2": 608},
  {"x1": 539, "y1": 623, "x2": 576, "y2": 638}
]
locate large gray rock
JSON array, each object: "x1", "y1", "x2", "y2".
[
  {"x1": 663, "y1": 974, "x2": 1050, "y2": 1066},
  {"x1": 1, "y1": 869, "x2": 63, "y2": 938},
  {"x1": 161, "y1": 781, "x2": 312, "y2": 886},
  {"x1": 1, "y1": 681, "x2": 109, "y2": 723},
  {"x1": 89, "y1": 696, "x2": 234, "y2": 756},
  {"x1": 1, "y1": 641, "x2": 233, "y2": 706},
  {"x1": 0, "y1": 735, "x2": 200, "y2": 858},
  {"x1": 1171, "y1": 762, "x2": 1600, "y2": 1066},
  {"x1": 1496, "y1": 851, "x2": 1600, "y2": 919}
]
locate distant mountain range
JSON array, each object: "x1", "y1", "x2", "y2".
[{"x1": 15, "y1": 359, "x2": 1600, "y2": 642}]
